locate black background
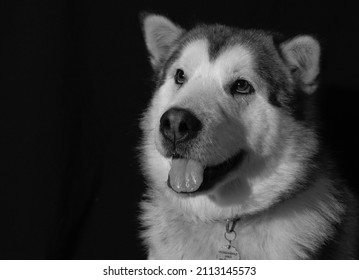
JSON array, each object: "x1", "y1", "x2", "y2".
[{"x1": 1, "y1": 0, "x2": 358, "y2": 259}]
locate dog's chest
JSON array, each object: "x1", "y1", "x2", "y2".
[
  {"x1": 153, "y1": 218, "x2": 228, "y2": 259},
  {"x1": 149, "y1": 213, "x2": 302, "y2": 259}
]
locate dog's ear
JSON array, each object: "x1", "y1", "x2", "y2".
[
  {"x1": 280, "y1": 36, "x2": 320, "y2": 94},
  {"x1": 140, "y1": 13, "x2": 184, "y2": 68}
]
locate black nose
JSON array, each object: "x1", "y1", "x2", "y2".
[{"x1": 160, "y1": 108, "x2": 202, "y2": 143}]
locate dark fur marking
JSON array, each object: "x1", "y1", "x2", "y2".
[
  {"x1": 312, "y1": 187, "x2": 359, "y2": 259},
  {"x1": 205, "y1": 25, "x2": 237, "y2": 60},
  {"x1": 274, "y1": 147, "x2": 323, "y2": 205}
]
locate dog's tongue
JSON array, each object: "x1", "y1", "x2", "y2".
[{"x1": 169, "y1": 158, "x2": 204, "y2": 193}]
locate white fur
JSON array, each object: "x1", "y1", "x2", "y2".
[{"x1": 141, "y1": 177, "x2": 344, "y2": 259}]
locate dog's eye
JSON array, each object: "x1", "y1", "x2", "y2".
[
  {"x1": 174, "y1": 69, "x2": 186, "y2": 85},
  {"x1": 231, "y1": 79, "x2": 253, "y2": 95}
]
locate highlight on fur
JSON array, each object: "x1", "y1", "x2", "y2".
[{"x1": 138, "y1": 13, "x2": 358, "y2": 260}]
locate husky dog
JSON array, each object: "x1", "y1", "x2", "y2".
[{"x1": 138, "y1": 14, "x2": 358, "y2": 259}]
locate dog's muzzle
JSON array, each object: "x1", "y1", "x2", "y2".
[{"x1": 160, "y1": 107, "x2": 244, "y2": 194}]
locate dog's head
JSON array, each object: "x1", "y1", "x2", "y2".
[{"x1": 140, "y1": 14, "x2": 320, "y2": 220}]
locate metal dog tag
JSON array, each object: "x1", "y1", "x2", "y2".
[
  {"x1": 216, "y1": 245, "x2": 240, "y2": 260},
  {"x1": 216, "y1": 218, "x2": 241, "y2": 259}
]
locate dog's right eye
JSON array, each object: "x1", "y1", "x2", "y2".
[{"x1": 174, "y1": 69, "x2": 186, "y2": 85}]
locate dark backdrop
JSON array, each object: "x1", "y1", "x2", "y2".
[{"x1": 1, "y1": 0, "x2": 358, "y2": 259}]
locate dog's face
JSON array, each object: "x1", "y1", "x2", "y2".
[{"x1": 140, "y1": 15, "x2": 320, "y2": 220}]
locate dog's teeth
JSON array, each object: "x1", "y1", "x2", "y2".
[{"x1": 169, "y1": 158, "x2": 204, "y2": 193}]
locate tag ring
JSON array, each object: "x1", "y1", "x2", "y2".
[{"x1": 224, "y1": 231, "x2": 237, "y2": 243}]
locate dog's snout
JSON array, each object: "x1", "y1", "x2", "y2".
[{"x1": 160, "y1": 108, "x2": 202, "y2": 143}]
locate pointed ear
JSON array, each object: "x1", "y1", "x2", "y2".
[
  {"x1": 140, "y1": 13, "x2": 184, "y2": 67},
  {"x1": 280, "y1": 36, "x2": 320, "y2": 94}
]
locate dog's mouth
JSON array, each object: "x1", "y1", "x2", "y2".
[{"x1": 167, "y1": 151, "x2": 244, "y2": 195}]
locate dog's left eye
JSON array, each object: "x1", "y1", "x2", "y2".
[
  {"x1": 174, "y1": 69, "x2": 186, "y2": 85},
  {"x1": 231, "y1": 79, "x2": 254, "y2": 95}
]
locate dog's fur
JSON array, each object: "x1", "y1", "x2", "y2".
[{"x1": 138, "y1": 14, "x2": 359, "y2": 259}]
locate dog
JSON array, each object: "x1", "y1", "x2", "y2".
[{"x1": 138, "y1": 13, "x2": 358, "y2": 259}]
